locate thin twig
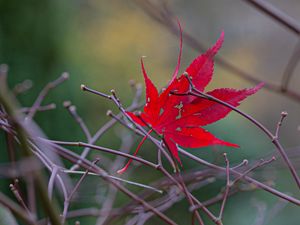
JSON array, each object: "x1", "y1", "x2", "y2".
[
  {"x1": 0, "y1": 73, "x2": 62, "y2": 225},
  {"x1": 39, "y1": 139, "x2": 178, "y2": 225},
  {"x1": 134, "y1": 0, "x2": 300, "y2": 103},
  {"x1": 61, "y1": 160, "x2": 99, "y2": 224},
  {"x1": 20, "y1": 104, "x2": 56, "y2": 114},
  {"x1": 62, "y1": 170, "x2": 163, "y2": 193},
  {"x1": 218, "y1": 153, "x2": 230, "y2": 222},
  {"x1": 96, "y1": 132, "x2": 134, "y2": 225},
  {"x1": 179, "y1": 148, "x2": 300, "y2": 205},
  {"x1": 80, "y1": 83, "x2": 300, "y2": 222},
  {"x1": 179, "y1": 73, "x2": 300, "y2": 189},
  {"x1": 82, "y1": 86, "x2": 226, "y2": 224},
  {"x1": 13, "y1": 79, "x2": 33, "y2": 95},
  {"x1": 231, "y1": 159, "x2": 249, "y2": 170},
  {"x1": 231, "y1": 157, "x2": 276, "y2": 186},
  {"x1": 26, "y1": 73, "x2": 69, "y2": 120},
  {"x1": 81, "y1": 84, "x2": 111, "y2": 99},
  {"x1": 69, "y1": 84, "x2": 143, "y2": 171},
  {"x1": 82, "y1": 86, "x2": 176, "y2": 170},
  {"x1": 47, "y1": 140, "x2": 159, "y2": 170},
  {"x1": 63, "y1": 101, "x2": 92, "y2": 141},
  {"x1": 244, "y1": 0, "x2": 300, "y2": 35},
  {"x1": 274, "y1": 111, "x2": 288, "y2": 139},
  {"x1": 159, "y1": 166, "x2": 215, "y2": 225},
  {"x1": 281, "y1": 39, "x2": 300, "y2": 91},
  {"x1": 48, "y1": 166, "x2": 59, "y2": 199},
  {"x1": 26, "y1": 176, "x2": 37, "y2": 218},
  {"x1": 30, "y1": 142, "x2": 69, "y2": 204},
  {"x1": 9, "y1": 181, "x2": 31, "y2": 215}
]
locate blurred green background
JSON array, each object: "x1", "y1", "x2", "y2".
[{"x1": 1, "y1": 0, "x2": 300, "y2": 224}]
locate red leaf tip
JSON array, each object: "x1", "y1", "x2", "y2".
[{"x1": 208, "y1": 31, "x2": 224, "y2": 56}]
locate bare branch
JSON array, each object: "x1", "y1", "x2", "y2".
[
  {"x1": 134, "y1": 0, "x2": 300, "y2": 103},
  {"x1": 281, "y1": 39, "x2": 300, "y2": 91},
  {"x1": 26, "y1": 73, "x2": 69, "y2": 120},
  {"x1": 176, "y1": 73, "x2": 300, "y2": 189},
  {"x1": 244, "y1": 0, "x2": 300, "y2": 35},
  {"x1": 218, "y1": 153, "x2": 230, "y2": 222},
  {"x1": 9, "y1": 180, "x2": 31, "y2": 215}
]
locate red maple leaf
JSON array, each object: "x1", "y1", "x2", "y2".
[{"x1": 117, "y1": 30, "x2": 262, "y2": 174}]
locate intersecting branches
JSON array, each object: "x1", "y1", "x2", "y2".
[
  {"x1": 78, "y1": 83, "x2": 299, "y2": 224},
  {"x1": 1, "y1": 3, "x2": 300, "y2": 221},
  {"x1": 134, "y1": 0, "x2": 300, "y2": 103},
  {"x1": 171, "y1": 73, "x2": 300, "y2": 189}
]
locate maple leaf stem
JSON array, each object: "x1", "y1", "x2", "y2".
[{"x1": 117, "y1": 129, "x2": 153, "y2": 174}]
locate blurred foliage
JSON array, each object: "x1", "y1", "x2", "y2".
[{"x1": 1, "y1": 0, "x2": 300, "y2": 224}]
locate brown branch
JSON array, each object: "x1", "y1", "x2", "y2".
[
  {"x1": 179, "y1": 148, "x2": 300, "y2": 206},
  {"x1": 47, "y1": 140, "x2": 159, "y2": 170},
  {"x1": 217, "y1": 153, "x2": 230, "y2": 223},
  {"x1": 179, "y1": 73, "x2": 300, "y2": 189},
  {"x1": 38, "y1": 139, "x2": 178, "y2": 225},
  {"x1": 13, "y1": 79, "x2": 33, "y2": 95},
  {"x1": 26, "y1": 73, "x2": 69, "y2": 120},
  {"x1": 244, "y1": 0, "x2": 300, "y2": 35},
  {"x1": 26, "y1": 177, "x2": 37, "y2": 219},
  {"x1": 231, "y1": 157, "x2": 276, "y2": 186},
  {"x1": 81, "y1": 86, "x2": 230, "y2": 224},
  {"x1": 281, "y1": 39, "x2": 300, "y2": 91},
  {"x1": 0, "y1": 71, "x2": 62, "y2": 225},
  {"x1": 20, "y1": 104, "x2": 56, "y2": 114},
  {"x1": 69, "y1": 83, "x2": 143, "y2": 171},
  {"x1": 159, "y1": 166, "x2": 217, "y2": 225},
  {"x1": 61, "y1": 160, "x2": 99, "y2": 224},
  {"x1": 95, "y1": 129, "x2": 134, "y2": 225},
  {"x1": 81, "y1": 83, "x2": 300, "y2": 219},
  {"x1": 134, "y1": 0, "x2": 300, "y2": 103},
  {"x1": 274, "y1": 111, "x2": 288, "y2": 140},
  {"x1": 63, "y1": 101, "x2": 92, "y2": 141},
  {"x1": 81, "y1": 85, "x2": 176, "y2": 170},
  {"x1": 9, "y1": 180, "x2": 31, "y2": 215}
]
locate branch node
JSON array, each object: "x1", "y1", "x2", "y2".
[
  {"x1": 106, "y1": 110, "x2": 113, "y2": 116},
  {"x1": 63, "y1": 101, "x2": 72, "y2": 108},
  {"x1": 62, "y1": 72, "x2": 70, "y2": 80},
  {"x1": 80, "y1": 84, "x2": 86, "y2": 91},
  {"x1": 281, "y1": 111, "x2": 288, "y2": 117},
  {"x1": 129, "y1": 79, "x2": 136, "y2": 87}
]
